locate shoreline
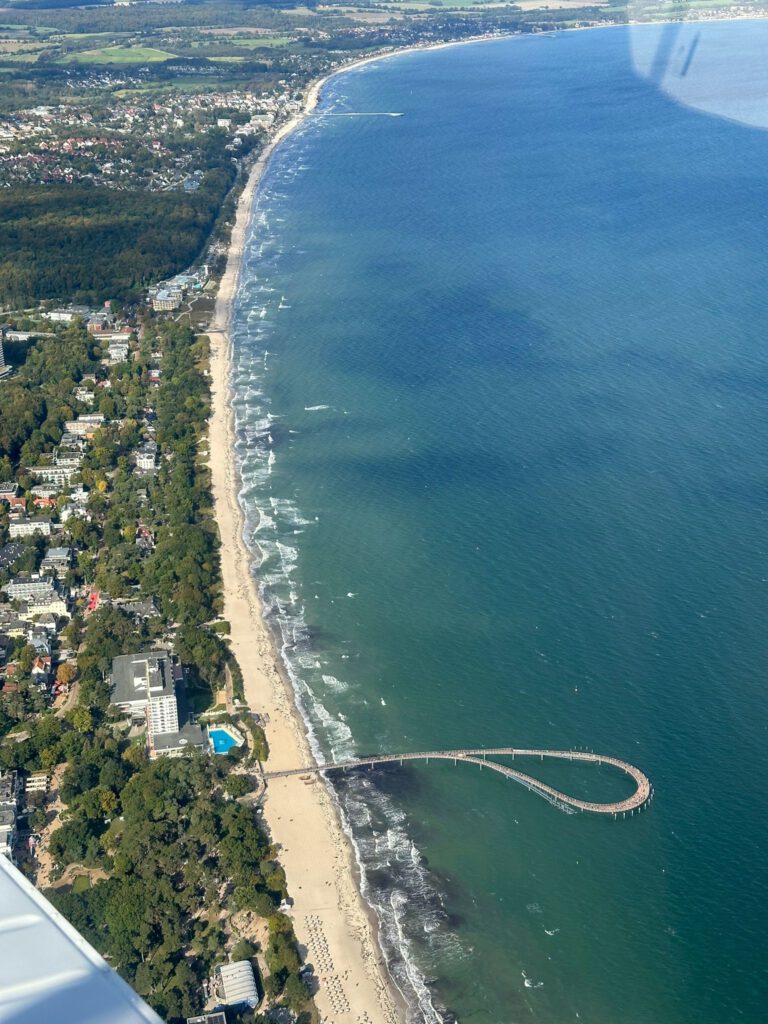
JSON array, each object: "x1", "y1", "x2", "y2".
[
  {"x1": 206, "y1": 39, "x2": 450, "y2": 1024},
  {"x1": 205, "y1": 28, "x2": 602, "y2": 1021},
  {"x1": 204, "y1": 16, "x2": 732, "y2": 1018}
]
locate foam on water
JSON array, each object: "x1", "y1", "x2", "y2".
[{"x1": 228, "y1": 109, "x2": 460, "y2": 1024}]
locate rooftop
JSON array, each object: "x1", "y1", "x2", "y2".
[
  {"x1": 152, "y1": 719, "x2": 207, "y2": 754},
  {"x1": 111, "y1": 650, "x2": 175, "y2": 707},
  {"x1": 216, "y1": 960, "x2": 258, "y2": 1007}
]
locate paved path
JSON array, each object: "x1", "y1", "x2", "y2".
[{"x1": 264, "y1": 747, "x2": 653, "y2": 818}]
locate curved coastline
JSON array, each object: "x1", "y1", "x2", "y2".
[
  {"x1": 207, "y1": 28, "x2": 626, "y2": 1023},
  {"x1": 206, "y1": 39, "x2": 500, "y2": 1024}
]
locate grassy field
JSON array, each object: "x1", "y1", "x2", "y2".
[
  {"x1": 61, "y1": 45, "x2": 177, "y2": 65},
  {"x1": 232, "y1": 34, "x2": 294, "y2": 48}
]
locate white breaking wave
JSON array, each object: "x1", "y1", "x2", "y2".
[
  {"x1": 228, "y1": 160, "x2": 455, "y2": 1024},
  {"x1": 322, "y1": 673, "x2": 350, "y2": 693}
]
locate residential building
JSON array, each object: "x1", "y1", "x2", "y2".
[
  {"x1": 0, "y1": 634, "x2": 11, "y2": 668},
  {"x1": 2, "y1": 577, "x2": 55, "y2": 602},
  {"x1": 54, "y1": 447, "x2": 83, "y2": 469},
  {"x1": 0, "y1": 771, "x2": 19, "y2": 808},
  {"x1": 69, "y1": 486, "x2": 90, "y2": 507},
  {"x1": 135, "y1": 442, "x2": 158, "y2": 473},
  {"x1": 0, "y1": 773, "x2": 18, "y2": 862},
  {"x1": 21, "y1": 593, "x2": 69, "y2": 620},
  {"x1": 107, "y1": 341, "x2": 130, "y2": 364},
  {"x1": 73, "y1": 386, "x2": 96, "y2": 406},
  {"x1": 8, "y1": 517, "x2": 51, "y2": 539},
  {"x1": 59, "y1": 433, "x2": 87, "y2": 450},
  {"x1": 40, "y1": 547, "x2": 72, "y2": 576},
  {"x1": 29, "y1": 464, "x2": 78, "y2": 487},
  {"x1": 25, "y1": 772, "x2": 49, "y2": 795},
  {"x1": 0, "y1": 613, "x2": 27, "y2": 638},
  {"x1": 0, "y1": 806, "x2": 16, "y2": 861},
  {"x1": 117, "y1": 596, "x2": 159, "y2": 620},
  {"x1": 63, "y1": 413, "x2": 105, "y2": 438},
  {"x1": 46, "y1": 306, "x2": 90, "y2": 323},
  {"x1": 31, "y1": 655, "x2": 51, "y2": 684},
  {"x1": 30, "y1": 485, "x2": 59, "y2": 499},
  {"x1": 0, "y1": 482, "x2": 18, "y2": 501}
]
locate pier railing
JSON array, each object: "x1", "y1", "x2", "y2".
[{"x1": 264, "y1": 747, "x2": 653, "y2": 818}]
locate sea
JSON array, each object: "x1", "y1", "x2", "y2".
[{"x1": 229, "y1": 22, "x2": 768, "y2": 1024}]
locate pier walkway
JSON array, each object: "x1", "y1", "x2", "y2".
[{"x1": 264, "y1": 747, "x2": 652, "y2": 818}]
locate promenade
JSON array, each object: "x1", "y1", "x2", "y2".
[{"x1": 265, "y1": 747, "x2": 653, "y2": 818}]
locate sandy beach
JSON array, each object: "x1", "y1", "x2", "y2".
[
  {"x1": 206, "y1": 55, "x2": 412, "y2": 1024},
  {"x1": 206, "y1": 35, "x2": 515, "y2": 1021}
]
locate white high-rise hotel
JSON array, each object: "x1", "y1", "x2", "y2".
[
  {"x1": 110, "y1": 650, "x2": 179, "y2": 738},
  {"x1": 109, "y1": 649, "x2": 206, "y2": 758}
]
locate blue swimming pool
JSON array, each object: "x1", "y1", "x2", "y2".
[{"x1": 209, "y1": 728, "x2": 240, "y2": 754}]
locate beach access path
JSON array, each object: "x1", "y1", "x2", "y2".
[{"x1": 206, "y1": 67, "x2": 403, "y2": 1024}]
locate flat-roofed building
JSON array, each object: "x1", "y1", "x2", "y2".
[
  {"x1": 64, "y1": 413, "x2": 105, "y2": 438},
  {"x1": 110, "y1": 651, "x2": 178, "y2": 733},
  {"x1": 151, "y1": 288, "x2": 182, "y2": 312},
  {"x1": 2, "y1": 576, "x2": 56, "y2": 602},
  {"x1": 216, "y1": 960, "x2": 259, "y2": 1008},
  {"x1": 8, "y1": 517, "x2": 51, "y2": 539},
  {"x1": 135, "y1": 442, "x2": 158, "y2": 473},
  {"x1": 29, "y1": 464, "x2": 78, "y2": 487},
  {"x1": 0, "y1": 805, "x2": 17, "y2": 861},
  {"x1": 25, "y1": 771, "x2": 49, "y2": 795},
  {"x1": 151, "y1": 720, "x2": 207, "y2": 759},
  {"x1": 40, "y1": 547, "x2": 72, "y2": 576}
]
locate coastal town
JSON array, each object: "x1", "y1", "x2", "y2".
[{"x1": 0, "y1": 288, "x2": 296, "y2": 1021}]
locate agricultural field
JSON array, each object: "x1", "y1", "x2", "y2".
[{"x1": 61, "y1": 45, "x2": 178, "y2": 64}]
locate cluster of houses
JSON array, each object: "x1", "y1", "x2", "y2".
[
  {"x1": 0, "y1": 305, "x2": 137, "y2": 386},
  {"x1": 0, "y1": 81, "x2": 296, "y2": 193},
  {"x1": 1, "y1": 768, "x2": 51, "y2": 866},
  {"x1": 0, "y1": 770, "x2": 21, "y2": 862},
  {"x1": 0, "y1": 566, "x2": 70, "y2": 696},
  {"x1": 0, "y1": 362, "x2": 161, "y2": 701}
]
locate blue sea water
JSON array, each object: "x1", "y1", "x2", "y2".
[{"x1": 230, "y1": 23, "x2": 768, "y2": 1024}]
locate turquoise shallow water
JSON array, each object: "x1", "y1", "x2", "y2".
[{"x1": 231, "y1": 24, "x2": 768, "y2": 1024}]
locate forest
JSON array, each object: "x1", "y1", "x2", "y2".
[{"x1": 0, "y1": 166, "x2": 235, "y2": 306}]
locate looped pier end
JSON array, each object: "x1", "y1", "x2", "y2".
[{"x1": 264, "y1": 747, "x2": 653, "y2": 819}]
